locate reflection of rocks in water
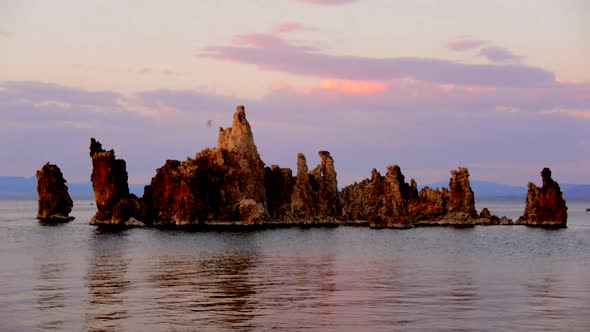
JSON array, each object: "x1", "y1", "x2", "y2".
[
  {"x1": 523, "y1": 275, "x2": 569, "y2": 330},
  {"x1": 250, "y1": 254, "x2": 337, "y2": 330},
  {"x1": 34, "y1": 260, "x2": 66, "y2": 330},
  {"x1": 148, "y1": 252, "x2": 259, "y2": 331},
  {"x1": 84, "y1": 229, "x2": 131, "y2": 331}
]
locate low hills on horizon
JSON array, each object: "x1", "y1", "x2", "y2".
[{"x1": 2, "y1": 175, "x2": 590, "y2": 201}]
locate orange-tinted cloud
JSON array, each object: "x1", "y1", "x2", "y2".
[
  {"x1": 275, "y1": 22, "x2": 305, "y2": 33},
  {"x1": 319, "y1": 79, "x2": 387, "y2": 95}
]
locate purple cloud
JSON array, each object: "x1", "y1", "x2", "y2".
[
  {"x1": 203, "y1": 33, "x2": 555, "y2": 88},
  {"x1": 296, "y1": 0, "x2": 358, "y2": 5},
  {"x1": 478, "y1": 46, "x2": 523, "y2": 63},
  {"x1": 446, "y1": 39, "x2": 487, "y2": 51},
  {"x1": 1, "y1": 80, "x2": 589, "y2": 186},
  {"x1": 0, "y1": 81, "x2": 122, "y2": 108}
]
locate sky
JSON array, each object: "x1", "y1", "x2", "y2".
[{"x1": 0, "y1": 0, "x2": 589, "y2": 187}]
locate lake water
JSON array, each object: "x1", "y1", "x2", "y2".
[{"x1": 1, "y1": 200, "x2": 589, "y2": 331}]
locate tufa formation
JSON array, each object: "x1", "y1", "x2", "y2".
[
  {"x1": 517, "y1": 168, "x2": 568, "y2": 228},
  {"x1": 340, "y1": 166, "x2": 509, "y2": 228},
  {"x1": 86, "y1": 105, "x2": 565, "y2": 229},
  {"x1": 36, "y1": 163, "x2": 74, "y2": 222},
  {"x1": 89, "y1": 138, "x2": 143, "y2": 226}
]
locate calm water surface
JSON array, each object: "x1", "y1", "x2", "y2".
[{"x1": 1, "y1": 200, "x2": 589, "y2": 331}]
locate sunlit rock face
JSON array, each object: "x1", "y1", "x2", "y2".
[
  {"x1": 142, "y1": 106, "x2": 268, "y2": 226},
  {"x1": 89, "y1": 138, "x2": 142, "y2": 226},
  {"x1": 85, "y1": 104, "x2": 517, "y2": 229},
  {"x1": 518, "y1": 168, "x2": 568, "y2": 228},
  {"x1": 36, "y1": 163, "x2": 74, "y2": 222},
  {"x1": 341, "y1": 165, "x2": 511, "y2": 228}
]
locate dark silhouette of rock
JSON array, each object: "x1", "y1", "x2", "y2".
[
  {"x1": 265, "y1": 165, "x2": 295, "y2": 219},
  {"x1": 89, "y1": 138, "x2": 143, "y2": 226},
  {"x1": 36, "y1": 163, "x2": 74, "y2": 222},
  {"x1": 518, "y1": 168, "x2": 568, "y2": 228}
]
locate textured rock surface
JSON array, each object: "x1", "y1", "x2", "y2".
[
  {"x1": 142, "y1": 106, "x2": 268, "y2": 225},
  {"x1": 290, "y1": 153, "x2": 318, "y2": 219},
  {"x1": 85, "y1": 104, "x2": 517, "y2": 229},
  {"x1": 446, "y1": 167, "x2": 478, "y2": 221},
  {"x1": 265, "y1": 165, "x2": 295, "y2": 219},
  {"x1": 341, "y1": 165, "x2": 509, "y2": 228},
  {"x1": 518, "y1": 168, "x2": 568, "y2": 228},
  {"x1": 142, "y1": 159, "x2": 204, "y2": 226},
  {"x1": 36, "y1": 163, "x2": 74, "y2": 221},
  {"x1": 217, "y1": 105, "x2": 266, "y2": 204},
  {"x1": 310, "y1": 151, "x2": 342, "y2": 218},
  {"x1": 89, "y1": 138, "x2": 142, "y2": 226}
]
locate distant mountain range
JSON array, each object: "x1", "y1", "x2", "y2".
[
  {"x1": 422, "y1": 180, "x2": 590, "y2": 201},
  {"x1": 1, "y1": 176, "x2": 589, "y2": 201},
  {"x1": 0, "y1": 176, "x2": 145, "y2": 199}
]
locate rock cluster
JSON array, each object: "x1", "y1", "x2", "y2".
[
  {"x1": 341, "y1": 166, "x2": 508, "y2": 228},
  {"x1": 137, "y1": 106, "x2": 343, "y2": 226},
  {"x1": 89, "y1": 138, "x2": 143, "y2": 226},
  {"x1": 36, "y1": 163, "x2": 74, "y2": 222},
  {"x1": 86, "y1": 104, "x2": 567, "y2": 229},
  {"x1": 517, "y1": 168, "x2": 568, "y2": 228}
]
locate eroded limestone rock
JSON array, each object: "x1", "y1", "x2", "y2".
[
  {"x1": 36, "y1": 163, "x2": 74, "y2": 222},
  {"x1": 517, "y1": 168, "x2": 567, "y2": 228},
  {"x1": 89, "y1": 138, "x2": 142, "y2": 226}
]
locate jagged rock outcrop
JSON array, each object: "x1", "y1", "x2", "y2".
[
  {"x1": 310, "y1": 151, "x2": 342, "y2": 218},
  {"x1": 517, "y1": 168, "x2": 568, "y2": 228},
  {"x1": 265, "y1": 165, "x2": 295, "y2": 219},
  {"x1": 340, "y1": 165, "x2": 416, "y2": 228},
  {"x1": 445, "y1": 167, "x2": 479, "y2": 221},
  {"x1": 142, "y1": 106, "x2": 267, "y2": 225},
  {"x1": 290, "y1": 153, "x2": 318, "y2": 219},
  {"x1": 84, "y1": 104, "x2": 516, "y2": 229},
  {"x1": 218, "y1": 105, "x2": 266, "y2": 204},
  {"x1": 89, "y1": 138, "x2": 143, "y2": 226},
  {"x1": 141, "y1": 159, "x2": 204, "y2": 226},
  {"x1": 36, "y1": 163, "x2": 74, "y2": 222},
  {"x1": 341, "y1": 165, "x2": 511, "y2": 228}
]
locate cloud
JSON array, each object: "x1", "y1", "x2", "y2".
[
  {"x1": 0, "y1": 81, "x2": 122, "y2": 108},
  {"x1": 296, "y1": 0, "x2": 359, "y2": 5},
  {"x1": 203, "y1": 33, "x2": 556, "y2": 88},
  {"x1": 319, "y1": 79, "x2": 387, "y2": 94},
  {"x1": 478, "y1": 46, "x2": 522, "y2": 63},
  {"x1": 128, "y1": 67, "x2": 187, "y2": 76},
  {"x1": 446, "y1": 39, "x2": 487, "y2": 51},
  {"x1": 275, "y1": 22, "x2": 305, "y2": 33},
  {"x1": 1, "y1": 79, "x2": 589, "y2": 186}
]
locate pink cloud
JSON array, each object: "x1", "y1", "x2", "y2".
[
  {"x1": 446, "y1": 39, "x2": 487, "y2": 51},
  {"x1": 275, "y1": 22, "x2": 305, "y2": 33},
  {"x1": 478, "y1": 46, "x2": 522, "y2": 63},
  {"x1": 296, "y1": 0, "x2": 358, "y2": 5},
  {"x1": 202, "y1": 33, "x2": 556, "y2": 88},
  {"x1": 320, "y1": 79, "x2": 387, "y2": 95}
]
